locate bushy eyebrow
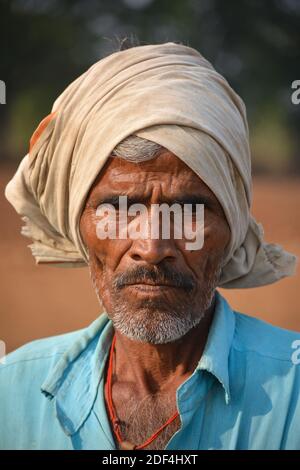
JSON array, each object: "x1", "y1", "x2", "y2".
[{"x1": 91, "y1": 193, "x2": 214, "y2": 208}]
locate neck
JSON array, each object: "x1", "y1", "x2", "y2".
[{"x1": 113, "y1": 293, "x2": 216, "y2": 396}]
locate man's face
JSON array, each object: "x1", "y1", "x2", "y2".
[{"x1": 80, "y1": 150, "x2": 230, "y2": 344}]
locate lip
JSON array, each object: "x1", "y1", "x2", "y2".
[
  {"x1": 125, "y1": 283, "x2": 178, "y2": 293},
  {"x1": 126, "y1": 282, "x2": 176, "y2": 288}
]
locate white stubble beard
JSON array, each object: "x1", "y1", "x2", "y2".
[{"x1": 89, "y1": 260, "x2": 222, "y2": 345}]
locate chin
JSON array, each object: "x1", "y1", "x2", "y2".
[{"x1": 110, "y1": 304, "x2": 205, "y2": 345}]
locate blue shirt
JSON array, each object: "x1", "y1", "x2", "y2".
[{"x1": 0, "y1": 290, "x2": 300, "y2": 450}]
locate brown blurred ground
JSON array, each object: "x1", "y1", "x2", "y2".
[{"x1": 0, "y1": 164, "x2": 299, "y2": 353}]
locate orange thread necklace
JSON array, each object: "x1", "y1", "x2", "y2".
[{"x1": 105, "y1": 333, "x2": 179, "y2": 450}]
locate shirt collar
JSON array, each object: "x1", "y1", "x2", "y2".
[
  {"x1": 41, "y1": 314, "x2": 113, "y2": 436},
  {"x1": 196, "y1": 290, "x2": 235, "y2": 404},
  {"x1": 41, "y1": 290, "x2": 235, "y2": 435}
]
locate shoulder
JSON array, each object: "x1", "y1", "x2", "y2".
[
  {"x1": 0, "y1": 314, "x2": 109, "y2": 384},
  {"x1": 231, "y1": 310, "x2": 300, "y2": 401},
  {"x1": 0, "y1": 328, "x2": 89, "y2": 397},
  {"x1": 230, "y1": 310, "x2": 300, "y2": 449},
  {"x1": 232, "y1": 310, "x2": 300, "y2": 363},
  {"x1": 1, "y1": 327, "x2": 85, "y2": 370},
  {"x1": 0, "y1": 328, "x2": 89, "y2": 449}
]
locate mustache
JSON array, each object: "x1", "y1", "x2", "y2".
[{"x1": 112, "y1": 264, "x2": 196, "y2": 293}]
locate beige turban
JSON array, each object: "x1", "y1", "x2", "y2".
[{"x1": 5, "y1": 42, "x2": 297, "y2": 288}]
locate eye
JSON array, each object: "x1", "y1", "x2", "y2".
[
  {"x1": 109, "y1": 202, "x2": 120, "y2": 210},
  {"x1": 183, "y1": 203, "x2": 205, "y2": 215}
]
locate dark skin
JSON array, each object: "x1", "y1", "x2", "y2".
[{"x1": 80, "y1": 150, "x2": 231, "y2": 447}]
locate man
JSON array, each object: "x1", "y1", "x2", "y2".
[{"x1": 1, "y1": 41, "x2": 299, "y2": 450}]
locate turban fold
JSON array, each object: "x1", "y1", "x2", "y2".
[{"x1": 5, "y1": 42, "x2": 297, "y2": 288}]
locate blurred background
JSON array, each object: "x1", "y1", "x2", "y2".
[{"x1": 0, "y1": 0, "x2": 299, "y2": 353}]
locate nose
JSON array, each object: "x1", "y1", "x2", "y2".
[{"x1": 128, "y1": 237, "x2": 177, "y2": 265}]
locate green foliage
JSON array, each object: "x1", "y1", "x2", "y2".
[{"x1": 1, "y1": 0, "x2": 299, "y2": 172}]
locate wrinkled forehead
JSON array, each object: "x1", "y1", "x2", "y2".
[{"x1": 86, "y1": 151, "x2": 221, "y2": 206}]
